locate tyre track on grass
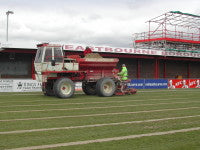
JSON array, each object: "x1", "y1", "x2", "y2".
[
  {"x1": 6, "y1": 127, "x2": 200, "y2": 150},
  {"x1": 0, "y1": 105, "x2": 199, "y2": 122}
]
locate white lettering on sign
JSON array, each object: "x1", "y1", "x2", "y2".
[{"x1": 63, "y1": 44, "x2": 200, "y2": 58}]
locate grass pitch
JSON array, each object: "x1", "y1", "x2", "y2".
[{"x1": 0, "y1": 89, "x2": 200, "y2": 150}]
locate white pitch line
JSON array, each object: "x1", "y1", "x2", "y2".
[
  {"x1": 0, "y1": 97, "x2": 188, "y2": 105},
  {"x1": 6, "y1": 127, "x2": 200, "y2": 150},
  {"x1": 1, "y1": 114, "x2": 200, "y2": 135},
  {"x1": 0, "y1": 97, "x2": 190, "y2": 112},
  {"x1": 0, "y1": 100, "x2": 199, "y2": 114},
  {"x1": 0, "y1": 106, "x2": 199, "y2": 122},
  {"x1": 0, "y1": 97, "x2": 161, "y2": 105},
  {"x1": 0, "y1": 97, "x2": 189, "y2": 108}
]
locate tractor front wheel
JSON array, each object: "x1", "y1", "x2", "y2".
[
  {"x1": 96, "y1": 78, "x2": 116, "y2": 97},
  {"x1": 53, "y1": 78, "x2": 75, "y2": 98}
]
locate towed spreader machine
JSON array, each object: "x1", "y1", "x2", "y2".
[{"x1": 34, "y1": 43, "x2": 137, "y2": 98}]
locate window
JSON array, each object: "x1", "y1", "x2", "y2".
[
  {"x1": 44, "y1": 48, "x2": 52, "y2": 62},
  {"x1": 54, "y1": 47, "x2": 63, "y2": 62},
  {"x1": 35, "y1": 47, "x2": 43, "y2": 63}
]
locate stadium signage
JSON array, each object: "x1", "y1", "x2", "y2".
[
  {"x1": 168, "y1": 79, "x2": 200, "y2": 89},
  {"x1": 63, "y1": 45, "x2": 200, "y2": 58},
  {"x1": 128, "y1": 79, "x2": 168, "y2": 89},
  {"x1": 0, "y1": 79, "x2": 13, "y2": 92},
  {"x1": 128, "y1": 79, "x2": 200, "y2": 89},
  {"x1": 0, "y1": 79, "x2": 42, "y2": 92},
  {"x1": 0, "y1": 79, "x2": 199, "y2": 92},
  {"x1": 0, "y1": 80, "x2": 82, "y2": 92}
]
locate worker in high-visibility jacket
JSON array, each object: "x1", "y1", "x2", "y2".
[{"x1": 118, "y1": 64, "x2": 128, "y2": 81}]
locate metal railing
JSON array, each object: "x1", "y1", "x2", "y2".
[{"x1": 134, "y1": 29, "x2": 200, "y2": 42}]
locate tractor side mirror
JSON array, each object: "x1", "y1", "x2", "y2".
[{"x1": 51, "y1": 60, "x2": 56, "y2": 66}]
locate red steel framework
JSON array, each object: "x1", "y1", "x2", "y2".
[{"x1": 134, "y1": 11, "x2": 200, "y2": 53}]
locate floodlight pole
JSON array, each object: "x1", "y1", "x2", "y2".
[{"x1": 6, "y1": 10, "x2": 14, "y2": 42}]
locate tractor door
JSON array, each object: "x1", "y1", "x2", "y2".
[
  {"x1": 43, "y1": 47, "x2": 53, "y2": 71},
  {"x1": 53, "y1": 47, "x2": 64, "y2": 71},
  {"x1": 34, "y1": 46, "x2": 45, "y2": 82},
  {"x1": 34, "y1": 47, "x2": 44, "y2": 72}
]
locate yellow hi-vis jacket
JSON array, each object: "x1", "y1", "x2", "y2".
[{"x1": 118, "y1": 66, "x2": 128, "y2": 81}]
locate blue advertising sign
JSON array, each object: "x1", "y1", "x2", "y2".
[
  {"x1": 128, "y1": 79, "x2": 168, "y2": 89},
  {"x1": 128, "y1": 79, "x2": 145, "y2": 89},
  {"x1": 144, "y1": 79, "x2": 168, "y2": 89}
]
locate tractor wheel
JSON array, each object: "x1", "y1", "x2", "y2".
[
  {"x1": 96, "y1": 78, "x2": 116, "y2": 97},
  {"x1": 53, "y1": 78, "x2": 75, "y2": 98},
  {"x1": 42, "y1": 81, "x2": 55, "y2": 96},
  {"x1": 82, "y1": 82, "x2": 96, "y2": 95}
]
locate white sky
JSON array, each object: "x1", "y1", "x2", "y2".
[{"x1": 0, "y1": 0, "x2": 199, "y2": 48}]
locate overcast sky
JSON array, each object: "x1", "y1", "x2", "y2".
[{"x1": 0, "y1": 0, "x2": 200, "y2": 48}]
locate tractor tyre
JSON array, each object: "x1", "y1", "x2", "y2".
[
  {"x1": 53, "y1": 78, "x2": 75, "y2": 98},
  {"x1": 96, "y1": 77, "x2": 116, "y2": 97},
  {"x1": 82, "y1": 82, "x2": 96, "y2": 95},
  {"x1": 42, "y1": 81, "x2": 55, "y2": 96}
]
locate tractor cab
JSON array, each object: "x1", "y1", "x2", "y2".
[
  {"x1": 34, "y1": 43, "x2": 64, "y2": 70},
  {"x1": 34, "y1": 43, "x2": 64, "y2": 81},
  {"x1": 34, "y1": 43, "x2": 79, "y2": 82}
]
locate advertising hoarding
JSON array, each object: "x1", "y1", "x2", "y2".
[
  {"x1": 0, "y1": 79, "x2": 42, "y2": 92},
  {"x1": 128, "y1": 79, "x2": 168, "y2": 89},
  {"x1": 0, "y1": 79, "x2": 199, "y2": 92},
  {"x1": 168, "y1": 79, "x2": 200, "y2": 89}
]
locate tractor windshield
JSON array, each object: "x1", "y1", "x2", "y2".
[
  {"x1": 35, "y1": 46, "x2": 63, "y2": 63},
  {"x1": 35, "y1": 47, "x2": 43, "y2": 63}
]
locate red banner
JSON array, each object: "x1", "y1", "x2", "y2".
[
  {"x1": 168, "y1": 79, "x2": 200, "y2": 89},
  {"x1": 189, "y1": 79, "x2": 200, "y2": 88}
]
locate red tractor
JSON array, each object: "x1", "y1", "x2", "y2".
[{"x1": 34, "y1": 43, "x2": 136, "y2": 98}]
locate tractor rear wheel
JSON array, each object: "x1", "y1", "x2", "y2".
[
  {"x1": 96, "y1": 78, "x2": 116, "y2": 97},
  {"x1": 82, "y1": 82, "x2": 96, "y2": 95},
  {"x1": 53, "y1": 78, "x2": 75, "y2": 98}
]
